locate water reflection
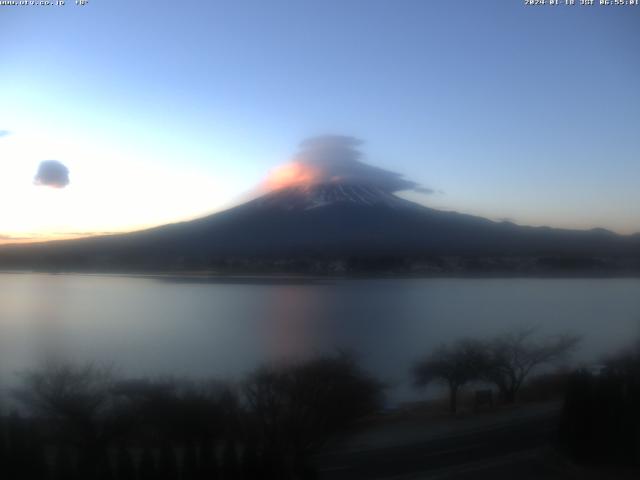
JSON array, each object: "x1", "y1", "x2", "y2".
[{"x1": 262, "y1": 285, "x2": 328, "y2": 362}]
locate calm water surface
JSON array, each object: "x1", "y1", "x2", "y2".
[{"x1": 1, "y1": 273, "x2": 639, "y2": 402}]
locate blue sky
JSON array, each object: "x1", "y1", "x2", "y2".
[{"x1": 1, "y1": 0, "x2": 639, "y2": 241}]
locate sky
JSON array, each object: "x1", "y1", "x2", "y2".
[{"x1": 1, "y1": 0, "x2": 639, "y2": 243}]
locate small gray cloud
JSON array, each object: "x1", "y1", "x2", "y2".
[
  {"x1": 266, "y1": 135, "x2": 432, "y2": 194},
  {"x1": 34, "y1": 160, "x2": 70, "y2": 188},
  {"x1": 0, "y1": 130, "x2": 10, "y2": 138}
]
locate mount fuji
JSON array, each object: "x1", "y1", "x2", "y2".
[{"x1": 1, "y1": 180, "x2": 639, "y2": 274}]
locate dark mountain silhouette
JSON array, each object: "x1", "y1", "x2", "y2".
[{"x1": 1, "y1": 183, "x2": 639, "y2": 273}]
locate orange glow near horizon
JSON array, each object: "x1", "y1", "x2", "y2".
[
  {"x1": 0, "y1": 235, "x2": 75, "y2": 247},
  {"x1": 0, "y1": 231, "x2": 120, "y2": 246}
]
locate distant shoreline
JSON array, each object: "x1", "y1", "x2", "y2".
[{"x1": 1, "y1": 269, "x2": 639, "y2": 282}]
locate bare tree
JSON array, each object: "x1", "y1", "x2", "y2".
[
  {"x1": 243, "y1": 352, "x2": 383, "y2": 477},
  {"x1": 482, "y1": 327, "x2": 580, "y2": 403},
  {"x1": 413, "y1": 339, "x2": 487, "y2": 414},
  {"x1": 15, "y1": 361, "x2": 117, "y2": 424},
  {"x1": 14, "y1": 361, "x2": 124, "y2": 477}
]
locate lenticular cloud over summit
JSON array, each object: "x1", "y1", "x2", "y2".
[{"x1": 264, "y1": 135, "x2": 431, "y2": 194}]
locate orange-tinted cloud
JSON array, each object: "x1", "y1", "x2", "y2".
[
  {"x1": 263, "y1": 135, "x2": 432, "y2": 194},
  {"x1": 264, "y1": 161, "x2": 322, "y2": 190}
]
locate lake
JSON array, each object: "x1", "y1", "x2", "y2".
[{"x1": 0, "y1": 273, "x2": 638, "y2": 403}]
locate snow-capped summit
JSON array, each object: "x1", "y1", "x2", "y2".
[{"x1": 253, "y1": 182, "x2": 417, "y2": 211}]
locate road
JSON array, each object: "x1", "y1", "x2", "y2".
[{"x1": 316, "y1": 406, "x2": 561, "y2": 480}]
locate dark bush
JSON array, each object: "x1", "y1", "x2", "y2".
[{"x1": 560, "y1": 347, "x2": 640, "y2": 466}]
